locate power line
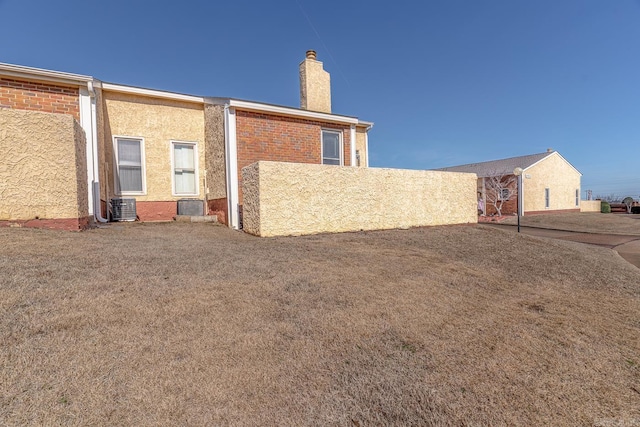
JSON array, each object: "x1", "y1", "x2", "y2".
[{"x1": 294, "y1": 0, "x2": 351, "y2": 87}]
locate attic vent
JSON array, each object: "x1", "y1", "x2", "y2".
[{"x1": 111, "y1": 198, "x2": 137, "y2": 221}]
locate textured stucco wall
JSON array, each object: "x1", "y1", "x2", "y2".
[
  {"x1": 355, "y1": 127, "x2": 367, "y2": 167},
  {"x1": 299, "y1": 58, "x2": 331, "y2": 113},
  {"x1": 0, "y1": 109, "x2": 87, "y2": 220},
  {"x1": 580, "y1": 200, "x2": 602, "y2": 212},
  {"x1": 102, "y1": 91, "x2": 205, "y2": 202},
  {"x1": 204, "y1": 104, "x2": 226, "y2": 200},
  {"x1": 242, "y1": 161, "x2": 477, "y2": 237},
  {"x1": 524, "y1": 153, "x2": 581, "y2": 213}
]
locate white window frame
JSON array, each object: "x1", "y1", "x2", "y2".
[
  {"x1": 499, "y1": 188, "x2": 510, "y2": 201},
  {"x1": 170, "y1": 140, "x2": 200, "y2": 197},
  {"x1": 321, "y1": 129, "x2": 343, "y2": 166},
  {"x1": 113, "y1": 136, "x2": 146, "y2": 196},
  {"x1": 545, "y1": 188, "x2": 550, "y2": 209}
]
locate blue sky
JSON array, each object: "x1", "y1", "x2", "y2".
[{"x1": 1, "y1": 0, "x2": 638, "y2": 198}]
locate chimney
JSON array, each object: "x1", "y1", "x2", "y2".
[
  {"x1": 547, "y1": 148, "x2": 553, "y2": 153},
  {"x1": 299, "y1": 50, "x2": 331, "y2": 113}
]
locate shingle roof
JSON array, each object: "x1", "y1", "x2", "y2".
[{"x1": 435, "y1": 151, "x2": 554, "y2": 177}]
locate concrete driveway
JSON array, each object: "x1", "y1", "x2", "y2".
[{"x1": 486, "y1": 224, "x2": 640, "y2": 269}]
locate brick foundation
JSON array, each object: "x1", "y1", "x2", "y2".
[
  {"x1": 207, "y1": 198, "x2": 228, "y2": 225},
  {"x1": 525, "y1": 208, "x2": 580, "y2": 215},
  {"x1": 131, "y1": 201, "x2": 178, "y2": 222},
  {"x1": 0, "y1": 216, "x2": 91, "y2": 231},
  {"x1": 0, "y1": 77, "x2": 80, "y2": 120}
]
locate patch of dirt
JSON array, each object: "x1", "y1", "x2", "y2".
[{"x1": 1, "y1": 223, "x2": 639, "y2": 425}]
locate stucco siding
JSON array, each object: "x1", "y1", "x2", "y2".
[
  {"x1": 0, "y1": 109, "x2": 87, "y2": 221},
  {"x1": 580, "y1": 200, "x2": 602, "y2": 213},
  {"x1": 204, "y1": 104, "x2": 226, "y2": 200},
  {"x1": 524, "y1": 153, "x2": 581, "y2": 213},
  {"x1": 355, "y1": 127, "x2": 367, "y2": 167},
  {"x1": 242, "y1": 161, "x2": 477, "y2": 237},
  {"x1": 102, "y1": 91, "x2": 205, "y2": 203}
]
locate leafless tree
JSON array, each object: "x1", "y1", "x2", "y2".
[
  {"x1": 483, "y1": 172, "x2": 518, "y2": 217},
  {"x1": 622, "y1": 197, "x2": 634, "y2": 214}
]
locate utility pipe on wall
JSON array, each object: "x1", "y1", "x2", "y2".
[{"x1": 88, "y1": 81, "x2": 108, "y2": 223}]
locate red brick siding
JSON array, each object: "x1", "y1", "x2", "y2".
[
  {"x1": 0, "y1": 77, "x2": 80, "y2": 120},
  {"x1": 207, "y1": 198, "x2": 228, "y2": 225},
  {"x1": 135, "y1": 201, "x2": 177, "y2": 222},
  {"x1": 235, "y1": 110, "x2": 351, "y2": 203}
]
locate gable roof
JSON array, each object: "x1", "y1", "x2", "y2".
[{"x1": 436, "y1": 151, "x2": 558, "y2": 177}]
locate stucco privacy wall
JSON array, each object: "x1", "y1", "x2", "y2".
[
  {"x1": 0, "y1": 109, "x2": 88, "y2": 228},
  {"x1": 580, "y1": 200, "x2": 602, "y2": 212},
  {"x1": 242, "y1": 161, "x2": 477, "y2": 237},
  {"x1": 524, "y1": 153, "x2": 581, "y2": 213},
  {"x1": 102, "y1": 91, "x2": 205, "y2": 219}
]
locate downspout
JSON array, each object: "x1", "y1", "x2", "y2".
[
  {"x1": 223, "y1": 104, "x2": 239, "y2": 229},
  {"x1": 88, "y1": 81, "x2": 108, "y2": 223},
  {"x1": 350, "y1": 125, "x2": 356, "y2": 167}
]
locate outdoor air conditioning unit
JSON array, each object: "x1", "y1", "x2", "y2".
[{"x1": 110, "y1": 198, "x2": 137, "y2": 221}]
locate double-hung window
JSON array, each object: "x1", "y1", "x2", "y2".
[
  {"x1": 322, "y1": 130, "x2": 342, "y2": 165},
  {"x1": 114, "y1": 137, "x2": 145, "y2": 194},
  {"x1": 172, "y1": 141, "x2": 198, "y2": 196},
  {"x1": 575, "y1": 189, "x2": 579, "y2": 207}
]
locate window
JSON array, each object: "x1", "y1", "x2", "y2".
[
  {"x1": 114, "y1": 137, "x2": 145, "y2": 194},
  {"x1": 172, "y1": 141, "x2": 198, "y2": 195},
  {"x1": 545, "y1": 188, "x2": 550, "y2": 208},
  {"x1": 322, "y1": 130, "x2": 342, "y2": 165},
  {"x1": 499, "y1": 188, "x2": 510, "y2": 200},
  {"x1": 575, "y1": 189, "x2": 579, "y2": 207}
]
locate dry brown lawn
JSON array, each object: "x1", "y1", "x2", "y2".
[
  {"x1": 501, "y1": 212, "x2": 640, "y2": 235},
  {"x1": 1, "y1": 222, "x2": 639, "y2": 426}
]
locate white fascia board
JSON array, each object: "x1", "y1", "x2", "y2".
[
  {"x1": 0, "y1": 62, "x2": 92, "y2": 86},
  {"x1": 223, "y1": 99, "x2": 360, "y2": 125},
  {"x1": 100, "y1": 82, "x2": 205, "y2": 104},
  {"x1": 357, "y1": 120, "x2": 374, "y2": 129}
]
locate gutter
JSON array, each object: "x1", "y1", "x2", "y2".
[{"x1": 88, "y1": 81, "x2": 108, "y2": 223}]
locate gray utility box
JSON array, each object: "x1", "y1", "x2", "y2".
[
  {"x1": 111, "y1": 198, "x2": 137, "y2": 221},
  {"x1": 177, "y1": 199, "x2": 204, "y2": 216}
]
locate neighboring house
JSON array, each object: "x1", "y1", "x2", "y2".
[
  {"x1": 438, "y1": 150, "x2": 582, "y2": 216},
  {"x1": 0, "y1": 51, "x2": 373, "y2": 230}
]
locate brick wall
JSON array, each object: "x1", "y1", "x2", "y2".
[
  {"x1": 0, "y1": 78, "x2": 80, "y2": 120},
  {"x1": 235, "y1": 110, "x2": 351, "y2": 203}
]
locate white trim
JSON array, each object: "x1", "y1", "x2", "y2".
[
  {"x1": 113, "y1": 136, "x2": 147, "y2": 196},
  {"x1": 222, "y1": 99, "x2": 360, "y2": 125},
  {"x1": 350, "y1": 125, "x2": 356, "y2": 167},
  {"x1": 0, "y1": 62, "x2": 92, "y2": 86},
  {"x1": 321, "y1": 129, "x2": 343, "y2": 166},
  {"x1": 79, "y1": 88, "x2": 95, "y2": 216},
  {"x1": 100, "y1": 82, "x2": 205, "y2": 104},
  {"x1": 364, "y1": 131, "x2": 370, "y2": 167},
  {"x1": 224, "y1": 106, "x2": 240, "y2": 229},
  {"x1": 170, "y1": 140, "x2": 200, "y2": 197}
]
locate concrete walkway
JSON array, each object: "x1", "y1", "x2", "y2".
[{"x1": 485, "y1": 224, "x2": 640, "y2": 269}]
